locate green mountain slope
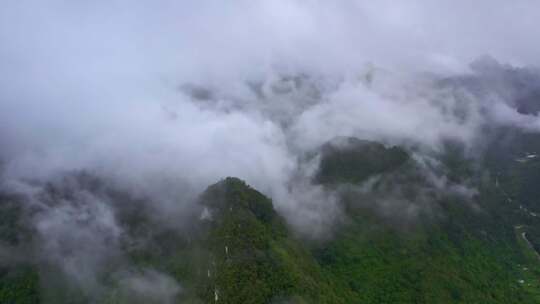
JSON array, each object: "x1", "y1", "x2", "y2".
[
  {"x1": 121, "y1": 177, "x2": 344, "y2": 303},
  {"x1": 315, "y1": 137, "x2": 409, "y2": 185},
  {"x1": 1, "y1": 135, "x2": 539, "y2": 303},
  {"x1": 312, "y1": 137, "x2": 540, "y2": 303},
  {"x1": 178, "y1": 177, "x2": 342, "y2": 303}
]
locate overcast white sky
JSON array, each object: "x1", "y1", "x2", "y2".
[{"x1": 0, "y1": 0, "x2": 539, "y2": 208}]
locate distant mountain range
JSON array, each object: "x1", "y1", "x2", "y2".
[{"x1": 1, "y1": 130, "x2": 539, "y2": 303}]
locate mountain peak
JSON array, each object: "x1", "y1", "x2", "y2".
[
  {"x1": 316, "y1": 137, "x2": 409, "y2": 184},
  {"x1": 199, "y1": 177, "x2": 277, "y2": 224}
]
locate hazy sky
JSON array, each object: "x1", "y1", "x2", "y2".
[{"x1": 0, "y1": 0, "x2": 539, "y2": 206}]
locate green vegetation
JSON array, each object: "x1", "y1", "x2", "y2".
[
  {"x1": 190, "y1": 177, "x2": 342, "y2": 303},
  {"x1": 314, "y1": 214, "x2": 538, "y2": 303},
  {"x1": 180, "y1": 173, "x2": 540, "y2": 303},
  {"x1": 311, "y1": 136, "x2": 540, "y2": 303},
  {"x1": 315, "y1": 137, "x2": 409, "y2": 184},
  {"x1": 0, "y1": 267, "x2": 40, "y2": 304},
  {"x1": 1, "y1": 135, "x2": 540, "y2": 303},
  {"x1": 514, "y1": 226, "x2": 540, "y2": 301}
]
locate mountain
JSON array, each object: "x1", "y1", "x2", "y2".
[
  {"x1": 1, "y1": 135, "x2": 539, "y2": 303},
  {"x1": 315, "y1": 137, "x2": 409, "y2": 185},
  {"x1": 311, "y1": 136, "x2": 540, "y2": 303},
  {"x1": 189, "y1": 177, "x2": 340, "y2": 303}
]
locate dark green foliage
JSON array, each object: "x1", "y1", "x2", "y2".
[
  {"x1": 311, "y1": 136, "x2": 540, "y2": 303},
  {"x1": 314, "y1": 214, "x2": 539, "y2": 304},
  {"x1": 315, "y1": 137, "x2": 409, "y2": 184},
  {"x1": 0, "y1": 267, "x2": 40, "y2": 304},
  {"x1": 0, "y1": 196, "x2": 40, "y2": 304},
  {"x1": 122, "y1": 177, "x2": 342, "y2": 303},
  {"x1": 1, "y1": 133, "x2": 540, "y2": 303},
  {"x1": 0, "y1": 195, "x2": 29, "y2": 246},
  {"x1": 200, "y1": 177, "x2": 280, "y2": 227},
  {"x1": 188, "y1": 171, "x2": 540, "y2": 303},
  {"x1": 195, "y1": 177, "x2": 340, "y2": 303}
]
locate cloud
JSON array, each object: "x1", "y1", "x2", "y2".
[{"x1": 113, "y1": 268, "x2": 181, "y2": 304}]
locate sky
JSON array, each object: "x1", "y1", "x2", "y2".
[{"x1": 1, "y1": 0, "x2": 539, "y2": 179}]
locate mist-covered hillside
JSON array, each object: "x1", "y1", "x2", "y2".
[
  {"x1": 1, "y1": 1, "x2": 540, "y2": 303},
  {"x1": 1, "y1": 134, "x2": 540, "y2": 303}
]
